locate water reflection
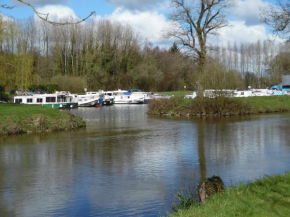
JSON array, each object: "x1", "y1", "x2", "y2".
[{"x1": 1, "y1": 106, "x2": 290, "y2": 216}]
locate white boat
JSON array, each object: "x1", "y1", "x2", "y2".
[
  {"x1": 14, "y1": 91, "x2": 78, "y2": 108},
  {"x1": 251, "y1": 89, "x2": 272, "y2": 96},
  {"x1": 234, "y1": 90, "x2": 253, "y2": 97},
  {"x1": 184, "y1": 92, "x2": 197, "y2": 99},
  {"x1": 113, "y1": 89, "x2": 145, "y2": 104},
  {"x1": 130, "y1": 89, "x2": 153, "y2": 103},
  {"x1": 100, "y1": 91, "x2": 115, "y2": 105},
  {"x1": 271, "y1": 90, "x2": 288, "y2": 96},
  {"x1": 70, "y1": 91, "x2": 102, "y2": 107},
  {"x1": 203, "y1": 89, "x2": 235, "y2": 98}
]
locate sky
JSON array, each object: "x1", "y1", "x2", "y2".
[{"x1": 0, "y1": 0, "x2": 283, "y2": 47}]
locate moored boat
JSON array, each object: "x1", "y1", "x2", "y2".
[
  {"x1": 14, "y1": 91, "x2": 78, "y2": 108},
  {"x1": 129, "y1": 89, "x2": 153, "y2": 103},
  {"x1": 100, "y1": 91, "x2": 115, "y2": 106},
  {"x1": 113, "y1": 89, "x2": 145, "y2": 104}
]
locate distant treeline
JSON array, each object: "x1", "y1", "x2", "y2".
[{"x1": 0, "y1": 14, "x2": 289, "y2": 93}]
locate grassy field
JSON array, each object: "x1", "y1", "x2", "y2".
[
  {"x1": 0, "y1": 103, "x2": 85, "y2": 136},
  {"x1": 172, "y1": 172, "x2": 290, "y2": 217},
  {"x1": 148, "y1": 95, "x2": 290, "y2": 116}
]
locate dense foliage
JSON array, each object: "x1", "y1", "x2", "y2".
[
  {"x1": 0, "y1": 14, "x2": 289, "y2": 93},
  {"x1": 28, "y1": 84, "x2": 59, "y2": 93},
  {"x1": 0, "y1": 85, "x2": 9, "y2": 102}
]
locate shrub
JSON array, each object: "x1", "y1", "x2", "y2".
[
  {"x1": 0, "y1": 85, "x2": 4, "y2": 93},
  {"x1": 148, "y1": 96, "x2": 251, "y2": 116},
  {"x1": 50, "y1": 75, "x2": 87, "y2": 93},
  {"x1": 28, "y1": 84, "x2": 59, "y2": 93},
  {"x1": 0, "y1": 92, "x2": 10, "y2": 102}
]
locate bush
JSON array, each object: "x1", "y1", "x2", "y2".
[
  {"x1": 0, "y1": 85, "x2": 4, "y2": 93},
  {"x1": 148, "y1": 96, "x2": 250, "y2": 116},
  {"x1": 0, "y1": 92, "x2": 10, "y2": 102},
  {"x1": 28, "y1": 84, "x2": 58, "y2": 93},
  {"x1": 50, "y1": 75, "x2": 87, "y2": 93}
]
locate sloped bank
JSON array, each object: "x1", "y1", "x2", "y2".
[
  {"x1": 148, "y1": 96, "x2": 290, "y2": 116},
  {"x1": 0, "y1": 103, "x2": 86, "y2": 136},
  {"x1": 171, "y1": 171, "x2": 290, "y2": 216}
]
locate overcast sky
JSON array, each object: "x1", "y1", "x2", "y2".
[{"x1": 0, "y1": 0, "x2": 283, "y2": 47}]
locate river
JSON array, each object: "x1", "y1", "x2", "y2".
[{"x1": 1, "y1": 105, "x2": 290, "y2": 216}]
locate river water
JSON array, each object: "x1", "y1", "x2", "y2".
[{"x1": 1, "y1": 105, "x2": 290, "y2": 216}]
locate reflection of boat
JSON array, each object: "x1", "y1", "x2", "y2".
[
  {"x1": 14, "y1": 91, "x2": 78, "y2": 108},
  {"x1": 113, "y1": 89, "x2": 145, "y2": 104}
]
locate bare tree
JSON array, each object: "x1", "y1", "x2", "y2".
[
  {"x1": 240, "y1": 43, "x2": 245, "y2": 78},
  {"x1": 260, "y1": 0, "x2": 290, "y2": 41},
  {"x1": 233, "y1": 41, "x2": 238, "y2": 71},
  {"x1": 165, "y1": 0, "x2": 233, "y2": 94},
  {"x1": 227, "y1": 41, "x2": 232, "y2": 70}
]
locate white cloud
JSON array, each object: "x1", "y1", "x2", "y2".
[
  {"x1": 228, "y1": 0, "x2": 271, "y2": 26},
  {"x1": 214, "y1": 20, "x2": 284, "y2": 45},
  {"x1": 0, "y1": 13, "x2": 15, "y2": 22},
  {"x1": 35, "y1": 5, "x2": 78, "y2": 22},
  {"x1": 101, "y1": 7, "x2": 172, "y2": 45}
]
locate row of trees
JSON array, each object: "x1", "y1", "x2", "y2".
[
  {"x1": 0, "y1": 4, "x2": 289, "y2": 93},
  {"x1": 206, "y1": 41, "x2": 290, "y2": 88},
  {"x1": 0, "y1": 14, "x2": 197, "y2": 92}
]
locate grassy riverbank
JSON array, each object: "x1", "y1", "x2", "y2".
[
  {"x1": 148, "y1": 96, "x2": 290, "y2": 116},
  {"x1": 0, "y1": 103, "x2": 85, "y2": 136},
  {"x1": 172, "y1": 172, "x2": 290, "y2": 217}
]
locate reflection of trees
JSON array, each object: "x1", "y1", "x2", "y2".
[{"x1": 197, "y1": 120, "x2": 207, "y2": 180}]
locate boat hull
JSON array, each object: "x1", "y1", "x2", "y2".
[{"x1": 42, "y1": 103, "x2": 78, "y2": 109}]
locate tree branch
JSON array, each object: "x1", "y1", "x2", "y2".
[
  {"x1": 17, "y1": 0, "x2": 95, "y2": 26},
  {"x1": 0, "y1": 4, "x2": 15, "y2": 9}
]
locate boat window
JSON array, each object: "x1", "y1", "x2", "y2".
[
  {"x1": 46, "y1": 97, "x2": 56, "y2": 103},
  {"x1": 15, "y1": 99, "x2": 22, "y2": 103},
  {"x1": 37, "y1": 98, "x2": 43, "y2": 103},
  {"x1": 57, "y1": 96, "x2": 65, "y2": 102},
  {"x1": 27, "y1": 98, "x2": 33, "y2": 103},
  {"x1": 241, "y1": 92, "x2": 244, "y2": 95}
]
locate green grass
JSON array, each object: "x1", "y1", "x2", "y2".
[
  {"x1": 235, "y1": 96, "x2": 290, "y2": 113},
  {"x1": 0, "y1": 103, "x2": 85, "y2": 136},
  {"x1": 158, "y1": 91, "x2": 193, "y2": 97},
  {"x1": 148, "y1": 95, "x2": 290, "y2": 116},
  {"x1": 172, "y1": 172, "x2": 290, "y2": 217}
]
